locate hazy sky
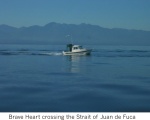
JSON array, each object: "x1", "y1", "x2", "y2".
[{"x1": 0, "y1": 0, "x2": 150, "y2": 31}]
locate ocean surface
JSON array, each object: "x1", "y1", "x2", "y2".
[{"x1": 0, "y1": 44, "x2": 150, "y2": 112}]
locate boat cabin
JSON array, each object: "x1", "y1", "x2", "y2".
[
  {"x1": 66, "y1": 44, "x2": 83, "y2": 52},
  {"x1": 72, "y1": 45, "x2": 82, "y2": 50}
]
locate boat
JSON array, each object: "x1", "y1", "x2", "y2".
[{"x1": 62, "y1": 44, "x2": 92, "y2": 55}]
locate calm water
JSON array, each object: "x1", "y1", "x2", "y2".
[{"x1": 0, "y1": 44, "x2": 150, "y2": 112}]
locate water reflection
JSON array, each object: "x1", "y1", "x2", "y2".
[
  {"x1": 66, "y1": 55, "x2": 91, "y2": 73},
  {"x1": 67, "y1": 56, "x2": 81, "y2": 73}
]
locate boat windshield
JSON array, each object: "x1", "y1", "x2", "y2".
[{"x1": 79, "y1": 46, "x2": 82, "y2": 49}]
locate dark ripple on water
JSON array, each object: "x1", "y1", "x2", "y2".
[
  {"x1": 96, "y1": 83, "x2": 150, "y2": 96},
  {"x1": 1, "y1": 48, "x2": 150, "y2": 57}
]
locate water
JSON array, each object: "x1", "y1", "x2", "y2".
[{"x1": 0, "y1": 44, "x2": 150, "y2": 112}]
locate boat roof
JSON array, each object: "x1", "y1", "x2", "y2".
[{"x1": 72, "y1": 45, "x2": 82, "y2": 47}]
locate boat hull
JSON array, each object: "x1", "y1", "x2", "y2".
[{"x1": 63, "y1": 50, "x2": 91, "y2": 55}]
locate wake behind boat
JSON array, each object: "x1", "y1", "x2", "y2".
[{"x1": 62, "y1": 44, "x2": 92, "y2": 55}]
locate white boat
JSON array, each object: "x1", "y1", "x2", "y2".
[{"x1": 62, "y1": 44, "x2": 92, "y2": 55}]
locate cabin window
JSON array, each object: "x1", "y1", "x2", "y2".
[{"x1": 73, "y1": 47, "x2": 78, "y2": 49}]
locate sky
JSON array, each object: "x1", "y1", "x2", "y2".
[{"x1": 0, "y1": 0, "x2": 150, "y2": 31}]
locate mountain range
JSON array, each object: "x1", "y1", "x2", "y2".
[{"x1": 0, "y1": 22, "x2": 150, "y2": 45}]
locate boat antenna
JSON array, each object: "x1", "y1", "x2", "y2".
[{"x1": 66, "y1": 35, "x2": 73, "y2": 44}]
